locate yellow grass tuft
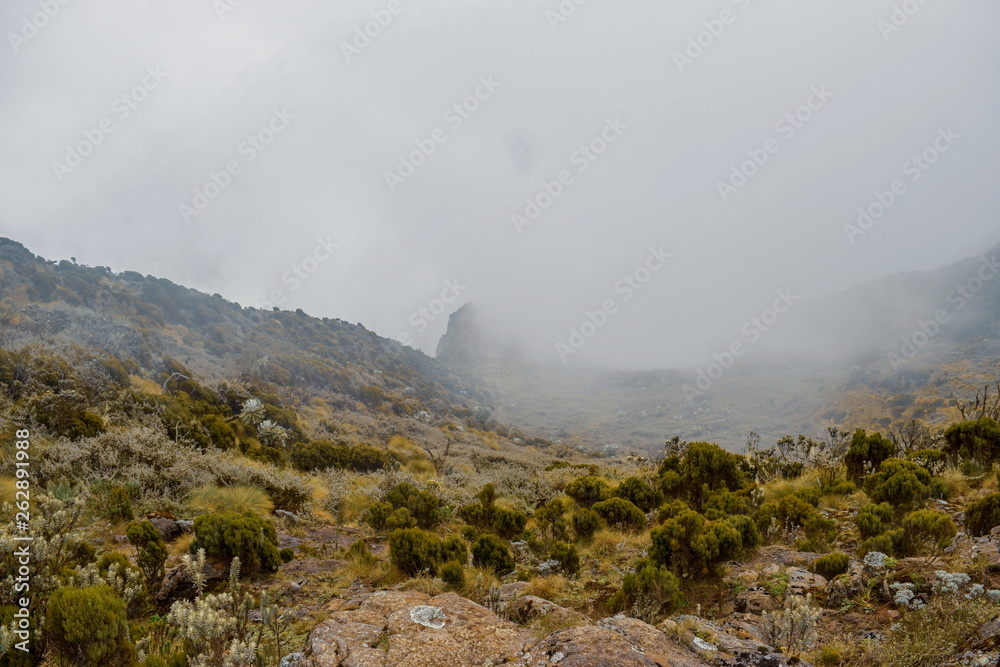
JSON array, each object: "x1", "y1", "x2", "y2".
[{"x1": 186, "y1": 484, "x2": 273, "y2": 516}]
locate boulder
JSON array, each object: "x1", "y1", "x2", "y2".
[
  {"x1": 305, "y1": 590, "x2": 532, "y2": 667},
  {"x1": 506, "y1": 596, "x2": 589, "y2": 627}
]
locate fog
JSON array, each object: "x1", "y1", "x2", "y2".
[{"x1": 2, "y1": 0, "x2": 998, "y2": 369}]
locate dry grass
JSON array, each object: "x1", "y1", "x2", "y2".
[
  {"x1": 762, "y1": 470, "x2": 825, "y2": 503},
  {"x1": 187, "y1": 484, "x2": 274, "y2": 515},
  {"x1": 169, "y1": 532, "x2": 196, "y2": 557},
  {"x1": 0, "y1": 476, "x2": 16, "y2": 505},
  {"x1": 586, "y1": 529, "x2": 647, "y2": 560},
  {"x1": 524, "y1": 574, "x2": 568, "y2": 603},
  {"x1": 939, "y1": 465, "x2": 974, "y2": 498}
]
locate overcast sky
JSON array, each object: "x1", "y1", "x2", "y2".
[{"x1": 2, "y1": 0, "x2": 998, "y2": 368}]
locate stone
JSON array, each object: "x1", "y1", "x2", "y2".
[{"x1": 506, "y1": 596, "x2": 589, "y2": 627}]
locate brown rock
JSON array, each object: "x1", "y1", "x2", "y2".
[{"x1": 506, "y1": 595, "x2": 589, "y2": 627}]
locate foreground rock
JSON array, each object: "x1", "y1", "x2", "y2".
[{"x1": 304, "y1": 591, "x2": 811, "y2": 667}]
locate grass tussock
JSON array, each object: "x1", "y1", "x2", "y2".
[{"x1": 187, "y1": 484, "x2": 273, "y2": 516}]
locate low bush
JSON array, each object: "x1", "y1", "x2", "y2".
[
  {"x1": 126, "y1": 520, "x2": 167, "y2": 590},
  {"x1": 565, "y1": 476, "x2": 610, "y2": 509},
  {"x1": 965, "y1": 492, "x2": 1000, "y2": 537},
  {"x1": 810, "y1": 552, "x2": 850, "y2": 580},
  {"x1": 605, "y1": 560, "x2": 682, "y2": 622},
  {"x1": 613, "y1": 477, "x2": 663, "y2": 512},
  {"x1": 901, "y1": 509, "x2": 957, "y2": 556},
  {"x1": 46, "y1": 585, "x2": 136, "y2": 666},
  {"x1": 550, "y1": 542, "x2": 581, "y2": 575},
  {"x1": 571, "y1": 508, "x2": 602, "y2": 541},
  {"x1": 471, "y1": 534, "x2": 515, "y2": 574},
  {"x1": 189, "y1": 512, "x2": 280, "y2": 576},
  {"x1": 592, "y1": 497, "x2": 646, "y2": 532}
]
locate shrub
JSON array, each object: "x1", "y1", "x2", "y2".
[
  {"x1": 389, "y1": 528, "x2": 442, "y2": 576},
  {"x1": 571, "y1": 508, "x2": 602, "y2": 542},
  {"x1": 703, "y1": 489, "x2": 753, "y2": 518},
  {"x1": 613, "y1": 477, "x2": 663, "y2": 512},
  {"x1": 96, "y1": 552, "x2": 139, "y2": 579},
  {"x1": 491, "y1": 507, "x2": 528, "y2": 539},
  {"x1": 98, "y1": 484, "x2": 134, "y2": 523},
  {"x1": 385, "y1": 482, "x2": 442, "y2": 529},
  {"x1": 290, "y1": 440, "x2": 392, "y2": 472},
  {"x1": 46, "y1": 585, "x2": 136, "y2": 666},
  {"x1": 550, "y1": 542, "x2": 581, "y2": 575},
  {"x1": 440, "y1": 561, "x2": 465, "y2": 589},
  {"x1": 857, "y1": 502, "x2": 894, "y2": 538},
  {"x1": 658, "y1": 441, "x2": 750, "y2": 511},
  {"x1": 861, "y1": 529, "x2": 907, "y2": 558},
  {"x1": 565, "y1": 476, "x2": 610, "y2": 509},
  {"x1": 725, "y1": 514, "x2": 762, "y2": 554},
  {"x1": 655, "y1": 499, "x2": 690, "y2": 524},
  {"x1": 865, "y1": 459, "x2": 932, "y2": 511},
  {"x1": 346, "y1": 539, "x2": 376, "y2": 565},
  {"x1": 907, "y1": 448, "x2": 947, "y2": 473},
  {"x1": 471, "y1": 534, "x2": 515, "y2": 574},
  {"x1": 827, "y1": 481, "x2": 857, "y2": 496},
  {"x1": 794, "y1": 487, "x2": 822, "y2": 508},
  {"x1": 126, "y1": 520, "x2": 167, "y2": 590},
  {"x1": 650, "y1": 510, "x2": 743, "y2": 578},
  {"x1": 966, "y1": 492, "x2": 1000, "y2": 536},
  {"x1": 810, "y1": 552, "x2": 850, "y2": 580},
  {"x1": 605, "y1": 560, "x2": 681, "y2": 622},
  {"x1": 190, "y1": 512, "x2": 280, "y2": 576},
  {"x1": 440, "y1": 535, "x2": 468, "y2": 566},
  {"x1": 387, "y1": 507, "x2": 418, "y2": 531},
  {"x1": 279, "y1": 547, "x2": 295, "y2": 563},
  {"x1": 592, "y1": 497, "x2": 646, "y2": 532},
  {"x1": 186, "y1": 484, "x2": 273, "y2": 516},
  {"x1": 363, "y1": 501, "x2": 393, "y2": 531},
  {"x1": 802, "y1": 513, "x2": 838, "y2": 551},
  {"x1": 534, "y1": 498, "x2": 568, "y2": 542},
  {"x1": 761, "y1": 594, "x2": 821, "y2": 658},
  {"x1": 902, "y1": 509, "x2": 957, "y2": 556},
  {"x1": 943, "y1": 417, "x2": 1000, "y2": 463},
  {"x1": 845, "y1": 429, "x2": 896, "y2": 482}
]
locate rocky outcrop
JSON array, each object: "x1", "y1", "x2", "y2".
[{"x1": 304, "y1": 591, "x2": 812, "y2": 667}]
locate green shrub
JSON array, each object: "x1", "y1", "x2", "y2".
[
  {"x1": 571, "y1": 508, "x2": 602, "y2": 541},
  {"x1": 491, "y1": 507, "x2": 528, "y2": 539},
  {"x1": 865, "y1": 459, "x2": 932, "y2": 511},
  {"x1": 943, "y1": 417, "x2": 1000, "y2": 463},
  {"x1": 605, "y1": 559, "x2": 682, "y2": 621},
  {"x1": 902, "y1": 509, "x2": 957, "y2": 555},
  {"x1": 126, "y1": 520, "x2": 167, "y2": 590},
  {"x1": 844, "y1": 429, "x2": 896, "y2": 481},
  {"x1": 828, "y1": 481, "x2": 857, "y2": 496},
  {"x1": 190, "y1": 512, "x2": 280, "y2": 576},
  {"x1": 346, "y1": 539, "x2": 376, "y2": 565},
  {"x1": 46, "y1": 585, "x2": 136, "y2": 666},
  {"x1": 440, "y1": 561, "x2": 465, "y2": 589},
  {"x1": 703, "y1": 489, "x2": 753, "y2": 518},
  {"x1": 98, "y1": 484, "x2": 135, "y2": 523},
  {"x1": 565, "y1": 476, "x2": 610, "y2": 509},
  {"x1": 385, "y1": 482, "x2": 442, "y2": 529},
  {"x1": 966, "y1": 492, "x2": 1000, "y2": 537},
  {"x1": 613, "y1": 477, "x2": 663, "y2": 512},
  {"x1": 386, "y1": 507, "x2": 418, "y2": 531},
  {"x1": 388, "y1": 528, "x2": 442, "y2": 576},
  {"x1": 861, "y1": 529, "x2": 907, "y2": 557},
  {"x1": 363, "y1": 501, "x2": 393, "y2": 531},
  {"x1": 290, "y1": 440, "x2": 392, "y2": 472},
  {"x1": 592, "y1": 497, "x2": 646, "y2": 532},
  {"x1": 656, "y1": 499, "x2": 690, "y2": 524},
  {"x1": 803, "y1": 513, "x2": 838, "y2": 551},
  {"x1": 794, "y1": 487, "x2": 822, "y2": 507},
  {"x1": 809, "y1": 552, "x2": 850, "y2": 580},
  {"x1": 658, "y1": 441, "x2": 750, "y2": 511},
  {"x1": 650, "y1": 509, "x2": 743, "y2": 578},
  {"x1": 857, "y1": 502, "x2": 894, "y2": 538},
  {"x1": 725, "y1": 514, "x2": 762, "y2": 554},
  {"x1": 279, "y1": 547, "x2": 295, "y2": 563},
  {"x1": 550, "y1": 541, "x2": 581, "y2": 575},
  {"x1": 440, "y1": 535, "x2": 468, "y2": 566},
  {"x1": 907, "y1": 448, "x2": 947, "y2": 472},
  {"x1": 534, "y1": 498, "x2": 568, "y2": 542},
  {"x1": 96, "y1": 552, "x2": 139, "y2": 579},
  {"x1": 471, "y1": 534, "x2": 515, "y2": 574}
]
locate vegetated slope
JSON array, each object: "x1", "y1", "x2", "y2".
[
  {"x1": 0, "y1": 237, "x2": 493, "y2": 421},
  {"x1": 436, "y1": 247, "x2": 1000, "y2": 454}
]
